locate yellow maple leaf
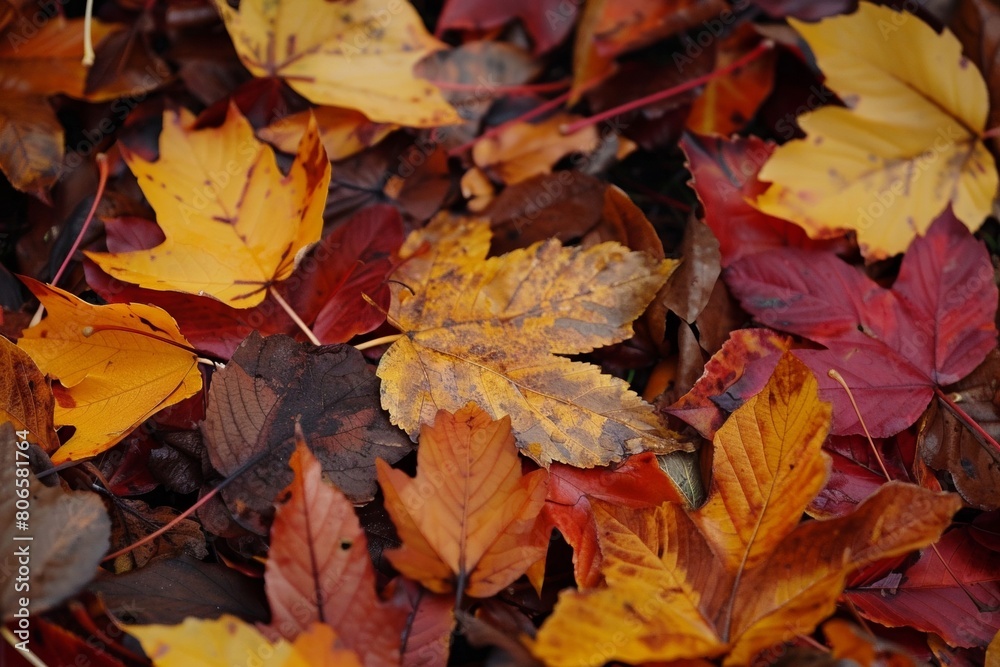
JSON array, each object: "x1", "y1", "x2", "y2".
[
  {"x1": 377, "y1": 214, "x2": 681, "y2": 468},
  {"x1": 377, "y1": 403, "x2": 549, "y2": 598},
  {"x1": 754, "y1": 2, "x2": 998, "y2": 259},
  {"x1": 86, "y1": 104, "x2": 329, "y2": 308},
  {"x1": 213, "y1": 0, "x2": 459, "y2": 128},
  {"x1": 531, "y1": 354, "x2": 961, "y2": 666},
  {"x1": 16, "y1": 278, "x2": 201, "y2": 463},
  {"x1": 130, "y1": 615, "x2": 362, "y2": 667}
]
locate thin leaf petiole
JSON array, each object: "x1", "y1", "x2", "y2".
[{"x1": 270, "y1": 287, "x2": 321, "y2": 346}]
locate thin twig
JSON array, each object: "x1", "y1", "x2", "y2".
[
  {"x1": 560, "y1": 40, "x2": 775, "y2": 135},
  {"x1": 827, "y1": 369, "x2": 891, "y2": 479},
  {"x1": 270, "y1": 287, "x2": 321, "y2": 345}
]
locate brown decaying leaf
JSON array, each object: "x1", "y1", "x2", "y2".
[
  {"x1": 660, "y1": 216, "x2": 722, "y2": 325},
  {"x1": 532, "y1": 354, "x2": 961, "y2": 666},
  {"x1": 202, "y1": 332, "x2": 411, "y2": 534},
  {"x1": 89, "y1": 556, "x2": 268, "y2": 626},
  {"x1": 415, "y1": 41, "x2": 544, "y2": 148},
  {"x1": 377, "y1": 403, "x2": 549, "y2": 598},
  {"x1": 377, "y1": 214, "x2": 683, "y2": 468},
  {"x1": 918, "y1": 348, "x2": 1000, "y2": 509},
  {"x1": 107, "y1": 499, "x2": 208, "y2": 573},
  {"x1": 0, "y1": 334, "x2": 58, "y2": 453},
  {"x1": 266, "y1": 433, "x2": 407, "y2": 667},
  {"x1": 0, "y1": 423, "x2": 111, "y2": 618}
]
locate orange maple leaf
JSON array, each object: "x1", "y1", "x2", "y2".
[
  {"x1": 377, "y1": 403, "x2": 550, "y2": 599},
  {"x1": 532, "y1": 354, "x2": 961, "y2": 666}
]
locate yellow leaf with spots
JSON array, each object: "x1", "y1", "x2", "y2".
[
  {"x1": 376, "y1": 213, "x2": 682, "y2": 468},
  {"x1": 532, "y1": 354, "x2": 961, "y2": 667},
  {"x1": 755, "y1": 2, "x2": 998, "y2": 259},
  {"x1": 130, "y1": 615, "x2": 362, "y2": 667},
  {"x1": 213, "y1": 0, "x2": 459, "y2": 128},
  {"x1": 86, "y1": 104, "x2": 329, "y2": 308},
  {"x1": 16, "y1": 278, "x2": 201, "y2": 463}
]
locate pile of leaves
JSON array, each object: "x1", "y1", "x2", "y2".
[{"x1": 2, "y1": 0, "x2": 1000, "y2": 665}]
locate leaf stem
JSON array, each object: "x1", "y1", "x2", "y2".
[
  {"x1": 827, "y1": 370, "x2": 890, "y2": 479},
  {"x1": 933, "y1": 386, "x2": 1000, "y2": 455},
  {"x1": 270, "y1": 287, "x2": 321, "y2": 345},
  {"x1": 560, "y1": 39, "x2": 775, "y2": 136},
  {"x1": 982, "y1": 125, "x2": 1000, "y2": 139},
  {"x1": 353, "y1": 333, "x2": 403, "y2": 351},
  {"x1": 30, "y1": 154, "x2": 109, "y2": 328},
  {"x1": 0, "y1": 627, "x2": 47, "y2": 667},
  {"x1": 82, "y1": 0, "x2": 96, "y2": 65}
]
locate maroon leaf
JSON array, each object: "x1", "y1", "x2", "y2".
[
  {"x1": 725, "y1": 212, "x2": 998, "y2": 437},
  {"x1": 847, "y1": 526, "x2": 1000, "y2": 649},
  {"x1": 680, "y1": 132, "x2": 850, "y2": 267},
  {"x1": 436, "y1": 0, "x2": 578, "y2": 54}
]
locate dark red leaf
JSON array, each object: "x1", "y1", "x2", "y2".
[
  {"x1": 725, "y1": 213, "x2": 998, "y2": 437},
  {"x1": 681, "y1": 133, "x2": 850, "y2": 266},
  {"x1": 846, "y1": 526, "x2": 1000, "y2": 649}
]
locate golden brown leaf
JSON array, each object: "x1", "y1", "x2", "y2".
[
  {"x1": 377, "y1": 403, "x2": 549, "y2": 598},
  {"x1": 471, "y1": 112, "x2": 601, "y2": 185},
  {"x1": 754, "y1": 2, "x2": 998, "y2": 259},
  {"x1": 0, "y1": 334, "x2": 58, "y2": 453},
  {"x1": 376, "y1": 214, "x2": 681, "y2": 467},
  {"x1": 16, "y1": 278, "x2": 201, "y2": 463},
  {"x1": 692, "y1": 352, "x2": 831, "y2": 572},
  {"x1": 531, "y1": 501, "x2": 728, "y2": 666},
  {"x1": 532, "y1": 354, "x2": 960, "y2": 666},
  {"x1": 213, "y1": 0, "x2": 458, "y2": 127},
  {"x1": 86, "y1": 104, "x2": 329, "y2": 308}
]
